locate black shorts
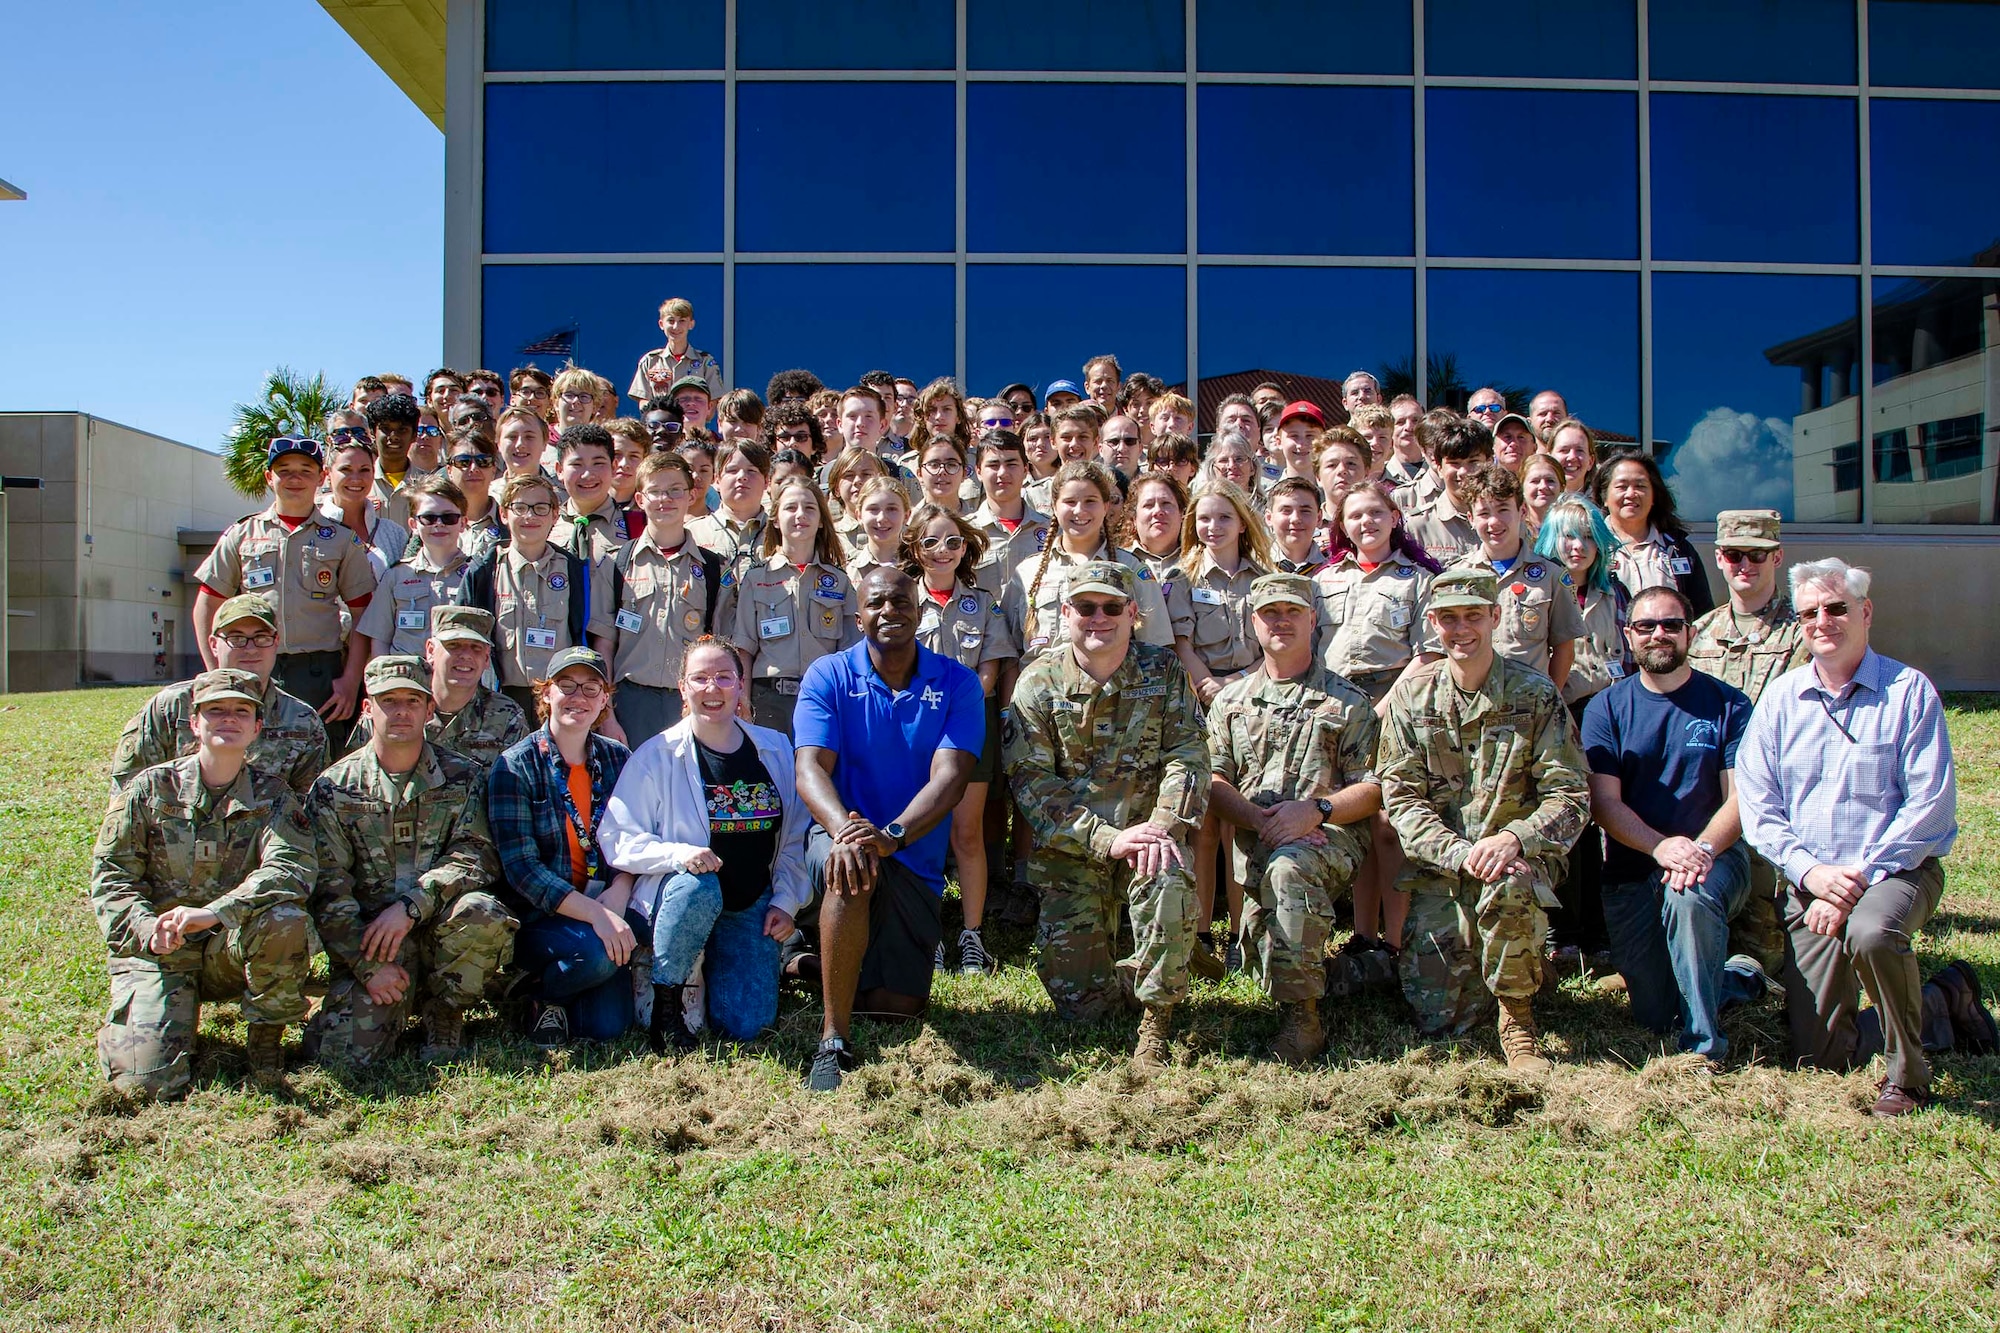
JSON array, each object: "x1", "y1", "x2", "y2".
[{"x1": 806, "y1": 825, "x2": 941, "y2": 1004}]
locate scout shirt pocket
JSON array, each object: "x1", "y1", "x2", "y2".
[
  {"x1": 805, "y1": 571, "x2": 849, "y2": 646},
  {"x1": 1190, "y1": 588, "x2": 1237, "y2": 660},
  {"x1": 951, "y1": 620, "x2": 986, "y2": 669},
  {"x1": 239, "y1": 538, "x2": 282, "y2": 592},
  {"x1": 1361, "y1": 576, "x2": 1419, "y2": 638},
  {"x1": 302, "y1": 541, "x2": 346, "y2": 601}
]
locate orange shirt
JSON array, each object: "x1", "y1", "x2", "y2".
[{"x1": 564, "y1": 761, "x2": 593, "y2": 888}]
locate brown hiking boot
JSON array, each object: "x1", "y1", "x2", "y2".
[
  {"x1": 1934, "y1": 960, "x2": 1999, "y2": 1055},
  {"x1": 1496, "y1": 997, "x2": 1551, "y2": 1075},
  {"x1": 1189, "y1": 935, "x2": 1225, "y2": 983},
  {"x1": 1270, "y1": 998, "x2": 1325, "y2": 1066},
  {"x1": 245, "y1": 1024, "x2": 288, "y2": 1092},
  {"x1": 1133, "y1": 1004, "x2": 1174, "y2": 1067},
  {"x1": 418, "y1": 1003, "x2": 466, "y2": 1062}
]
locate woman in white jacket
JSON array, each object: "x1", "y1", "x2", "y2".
[{"x1": 599, "y1": 638, "x2": 810, "y2": 1051}]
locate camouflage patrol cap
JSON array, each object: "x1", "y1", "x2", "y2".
[
  {"x1": 430, "y1": 604, "x2": 495, "y2": 646},
  {"x1": 1714, "y1": 509, "x2": 1782, "y2": 550},
  {"x1": 1248, "y1": 571, "x2": 1316, "y2": 612},
  {"x1": 190, "y1": 668, "x2": 266, "y2": 714},
  {"x1": 1064, "y1": 561, "x2": 1136, "y2": 603},
  {"x1": 363, "y1": 654, "x2": 433, "y2": 699},
  {"x1": 213, "y1": 593, "x2": 278, "y2": 631},
  {"x1": 1428, "y1": 568, "x2": 1499, "y2": 611}
]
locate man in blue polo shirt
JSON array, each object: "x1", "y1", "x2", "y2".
[{"x1": 791, "y1": 565, "x2": 985, "y2": 1091}]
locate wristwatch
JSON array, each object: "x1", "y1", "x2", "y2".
[
  {"x1": 1695, "y1": 839, "x2": 1716, "y2": 855},
  {"x1": 1315, "y1": 797, "x2": 1334, "y2": 818},
  {"x1": 882, "y1": 821, "x2": 907, "y2": 849}
]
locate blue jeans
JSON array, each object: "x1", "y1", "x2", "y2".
[
  {"x1": 514, "y1": 915, "x2": 634, "y2": 1042},
  {"x1": 1602, "y1": 844, "x2": 1760, "y2": 1059},
  {"x1": 636, "y1": 872, "x2": 781, "y2": 1041}
]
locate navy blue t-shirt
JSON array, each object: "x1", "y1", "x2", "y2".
[{"x1": 1580, "y1": 669, "x2": 1752, "y2": 883}]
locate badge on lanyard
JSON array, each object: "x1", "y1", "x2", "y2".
[
  {"x1": 1192, "y1": 588, "x2": 1224, "y2": 605},
  {"x1": 397, "y1": 610, "x2": 426, "y2": 630},
  {"x1": 1669, "y1": 557, "x2": 1692, "y2": 575},
  {"x1": 1388, "y1": 604, "x2": 1411, "y2": 630}
]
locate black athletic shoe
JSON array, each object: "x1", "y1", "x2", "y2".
[
  {"x1": 808, "y1": 1035, "x2": 856, "y2": 1092},
  {"x1": 529, "y1": 1001, "x2": 570, "y2": 1049}
]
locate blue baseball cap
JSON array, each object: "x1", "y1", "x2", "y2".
[
  {"x1": 265, "y1": 435, "x2": 324, "y2": 467},
  {"x1": 1044, "y1": 380, "x2": 1085, "y2": 404}
]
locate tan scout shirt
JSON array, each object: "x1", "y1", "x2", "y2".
[
  {"x1": 1184, "y1": 557, "x2": 1266, "y2": 677},
  {"x1": 195, "y1": 506, "x2": 378, "y2": 654},
  {"x1": 356, "y1": 546, "x2": 471, "y2": 657},
  {"x1": 687, "y1": 509, "x2": 767, "y2": 567},
  {"x1": 1314, "y1": 551, "x2": 1438, "y2": 677},
  {"x1": 1391, "y1": 468, "x2": 1443, "y2": 516},
  {"x1": 1404, "y1": 491, "x2": 1478, "y2": 565},
  {"x1": 1610, "y1": 527, "x2": 1685, "y2": 598},
  {"x1": 1688, "y1": 594, "x2": 1810, "y2": 706},
  {"x1": 1450, "y1": 548, "x2": 1585, "y2": 678},
  {"x1": 969, "y1": 499, "x2": 1050, "y2": 599},
  {"x1": 915, "y1": 583, "x2": 1018, "y2": 685},
  {"x1": 731, "y1": 555, "x2": 859, "y2": 681},
  {"x1": 550, "y1": 501, "x2": 629, "y2": 567},
  {"x1": 1005, "y1": 543, "x2": 1175, "y2": 665},
  {"x1": 628, "y1": 344, "x2": 723, "y2": 405},
  {"x1": 1564, "y1": 584, "x2": 1629, "y2": 706},
  {"x1": 492, "y1": 544, "x2": 613, "y2": 687},
  {"x1": 1130, "y1": 547, "x2": 1198, "y2": 642},
  {"x1": 609, "y1": 532, "x2": 725, "y2": 687}
]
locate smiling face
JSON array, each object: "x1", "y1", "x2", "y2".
[
  {"x1": 916, "y1": 513, "x2": 965, "y2": 580},
  {"x1": 328, "y1": 447, "x2": 377, "y2": 506},
  {"x1": 1470, "y1": 494, "x2": 1524, "y2": 557},
  {"x1": 1062, "y1": 588, "x2": 1134, "y2": 655},
  {"x1": 1549, "y1": 424, "x2": 1594, "y2": 485},
  {"x1": 498, "y1": 415, "x2": 547, "y2": 474},
  {"x1": 367, "y1": 688, "x2": 434, "y2": 744},
  {"x1": 544, "y1": 665, "x2": 608, "y2": 730},
  {"x1": 860, "y1": 488, "x2": 908, "y2": 547},
  {"x1": 918, "y1": 443, "x2": 964, "y2": 505},
  {"x1": 1130, "y1": 479, "x2": 1182, "y2": 554},
  {"x1": 1427, "y1": 604, "x2": 1496, "y2": 662},
  {"x1": 1053, "y1": 420, "x2": 1096, "y2": 465},
  {"x1": 1604, "y1": 460, "x2": 1654, "y2": 528},
  {"x1": 1193, "y1": 494, "x2": 1242, "y2": 558},
  {"x1": 610, "y1": 437, "x2": 647, "y2": 502},
  {"x1": 1716, "y1": 544, "x2": 1780, "y2": 601},
  {"x1": 265, "y1": 455, "x2": 324, "y2": 509},
  {"x1": 1794, "y1": 576, "x2": 1872, "y2": 665},
  {"x1": 427, "y1": 637, "x2": 492, "y2": 694},
  {"x1": 558, "y1": 443, "x2": 611, "y2": 509},
  {"x1": 191, "y1": 698, "x2": 262, "y2": 753},
  {"x1": 1494, "y1": 421, "x2": 1536, "y2": 472},
  {"x1": 1340, "y1": 489, "x2": 1394, "y2": 559},
  {"x1": 1053, "y1": 478, "x2": 1108, "y2": 546},
  {"x1": 680, "y1": 641, "x2": 744, "y2": 722},
  {"x1": 858, "y1": 568, "x2": 920, "y2": 648},
  {"x1": 1209, "y1": 439, "x2": 1255, "y2": 488},
  {"x1": 1523, "y1": 462, "x2": 1563, "y2": 515},
  {"x1": 774, "y1": 485, "x2": 822, "y2": 546},
  {"x1": 1318, "y1": 441, "x2": 1367, "y2": 494},
  {"x1": 1266, "y1": 491, "x2": 1320, "y2": 555}
]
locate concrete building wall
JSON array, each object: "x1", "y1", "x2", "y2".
[{"x1": 1, "y1": 413, "x2": 250, "y2": 692}]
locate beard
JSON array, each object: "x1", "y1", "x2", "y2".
[{"x1": 1635, "y1": 641, "x2": 1687, "y2": 675}]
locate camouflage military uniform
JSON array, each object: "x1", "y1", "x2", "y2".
[
  {"x1": 1207, "y1": 661, "x2": 1378, "y2": 1001},
  {"x1": 302, "y1": 739, "x2": 510, "y2": 1064},
  {"x1": 1378, "y1": 657, "x2": 1591, "y2": 1034},
  {"x1": 345, "y1": 686, "x2": 529, "y2": 770},
  {"x1": 90, "y1": 755, "x2": 317, "y2": 1099},
  {"x1": 1005, "y1": 639, "x2": 1208, "y2": 1019},
  {"x1": 110, "y1": 675, "x2": 328, "y2": 797}
]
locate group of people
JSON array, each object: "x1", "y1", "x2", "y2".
[{"x1": 89, "y1": 296, "x2": 1997, "y2": 1110}]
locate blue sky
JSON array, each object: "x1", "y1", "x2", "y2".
[{"x1": 2, "y1": 0, "x2": 442, "y2": 451}]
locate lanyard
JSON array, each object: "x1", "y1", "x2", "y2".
[{"x1": 538, "y1": 732, "x2": 599, "y2": 883}]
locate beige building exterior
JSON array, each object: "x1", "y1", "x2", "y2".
[{"x1": 1, "y1": 413, "x2": 250, "y2": 692}]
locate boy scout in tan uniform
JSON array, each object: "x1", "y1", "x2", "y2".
[
  {"x1": 111, "y1": 594, "x2": 329, "y2": 797},
  {"x1": 91, "y1": 668, "x2": 317, "y2": 1099},
  {"x1": 608, "y1": 527, "x2": 729, "y2": 740},
  {"x1": 1688, "y1": 508, "x2": 1811, "y2": 977},
  {"x1": 1004, "y1": 562, "x2": 1209, "y2": 1064},
  {"x1": 303, "y1": 655, "x2": 511, "y2": 1065},
  {"x1": 1313, "y1": 551, "x2": 1439, "y2": 703},
  {"x1": 355, "y1": 542, "x2": 471, "y2": 657},
  {"x1": 969, "y1": 496, "x2": 1050, "y2": 599},
  {"x1": 687, "y1": 507, "x2": 767, "y2": 567},
  {"x1": 732, "y1": 553, "x2": 860, "y2": 731},
  {"x1": 345, "y1": 608, "x2": 530, "y2": 769},
  {"x1": 1185, "y1": 558, "x2": 1266, "y2": 682}
]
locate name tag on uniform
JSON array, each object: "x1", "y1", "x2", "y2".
[
  {"x1": 397, "y1": 610, "x2": 426, "y2": 630},
  {"x1": 393, "y1": 820, "x2": 415, "y2": 843},
  {"x1": 1669, "y1": 557, "x2": 1692, "y2": 575},
  {"x1": 524, "y1": 627, "x2": 558, "y2": 650},
  {"x1": 1388, "y1": 605, "x2": 1411, "y2": 629},
  {"x1": 1191, "y1": 588, "x2": 1224, "y2": 605},
  {"x1": 760, "y1": 615, "x2": 792, "y2": 638},
  {"x1": 615, "y1": 609, "x2": 645, "y2": 634},
  {"x1": 244, "y1": 567, "x2": 276, "y2": 589},
  {"x1": 194, "y1": 840, "x2": 220, "y2": 862},
  {"x1": 1127, "y1": 684, "x2": 1166, "y2": 698}
]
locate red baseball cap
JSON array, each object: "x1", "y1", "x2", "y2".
[{"x1": 1277, "y1": 400, "x2": 1326, "y2": 430}]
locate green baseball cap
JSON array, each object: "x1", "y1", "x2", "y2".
[
  {"x1": 1714, "y1": 509, "x2": 1781, "y2": 550},
  {"x1": 1428, "y1": 568, "x2": 1499, "y2": 611},
  {"x1": 214, "y1": 593, "x2": 278, "y2": 631},
  {"x1": 430, "y1": 604, "x2": 495, "y2": 646},
  {"x1": 1064, "y1": 561, "x2": 1136, "y2": 603},
  {"x1": 546, "y1": 645, "x2": 610, "y2": 681},
  {"x1": 1248, "y1": 572, "x2": 1315, "y2": 612},
  {"x1": 667, "y1": 375, "x2": 712, "y2": 399},
  {"x1": 364, "y1": 654, "x2": 432, "y2": 699},
  {"x1": 189, "y1": 668, "x2": 266, "y2": 713}
]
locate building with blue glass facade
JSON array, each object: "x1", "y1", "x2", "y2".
[{"x1": 323, "y1": 0, "x2": 1999, "y2": 543}]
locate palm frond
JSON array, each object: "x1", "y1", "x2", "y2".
[{"x1": 220, "y1": 366, "x2": 348, "y2": 498}]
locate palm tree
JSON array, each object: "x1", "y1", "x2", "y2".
[
  {"x1": 221, "y1": 367, "x2": 348, "y2": 498},
  {"x1": 1375, "y1": 352, "x2": 1531, "y2": 413}
]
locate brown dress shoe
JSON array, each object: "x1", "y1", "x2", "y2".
[{"x1": 1869, "y1": 1081, "x2": 1930, "y2": 1118}]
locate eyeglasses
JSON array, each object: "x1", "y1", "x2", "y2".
[
  {"x1": 644, "y1": 487, "x2": 691, "y2": 502},
  {"x1": 775, "y1": 428, "x2": 814, "y2": 444},
  {"x1": 559, "y1": 391, "x2": 596, "y2": 404},
  {"x1": 981, "y1": 416, "x2": 1015, "y2": 429},
  {"x1": 919, "y1": 534, "x2": 965, "y2": 552},
  {"x1": 450, "y1": 453, "x2": 496, "y2": 470},
  {"x1": 414, "y1": 510, "x2": 464, "y2": 525},
  {"x1": 1718, "y1": 548, "x2": 1773, "y2": 566},
  {"x1": 326, "y1": 426, "x2": 371, "y2": 446},
  {"x1": 645, "y1": 420, "x2": 684, "y2": 437},
  {"x1": 216, "y1": 631, "x2": 278, "y2": 650},
  {"x1": 1627, "y1": 617, "x2": 1689, "y2": 636},
  {"x1": 1468, "y1": 403, "x2": 1506, "y2": 416},
  {"x1": 549, "y1": 677, "x2": 606, "y2": 698},
  {"x1": 685, "y1": 672, "x2": 740, "y2": 690},
  {"x1": 416, "y1": 425, "x2": 443, "y2": 438},
  {"x1": 895, "y1": 390, "x2": 919, "y2": 403},
  {"x1": 470, "y1": 385, "x2": 502, "y2": 399},
  {"x1": 1068, "y1": 598, "x2": 1128, "y2": 619},
  {"x1": 921, "y1": 459, "x2": 964, "y2": 475},
  {"x1": 507, "y1": 501, "x2": 555, "y2": 517},
  {"x1": 1799, "y1": 600, "x2": 1851, "y2": 622}
]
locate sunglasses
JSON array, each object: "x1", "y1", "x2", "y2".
[
  {"x1": 414, "y1": 510, "x2": 464, "y2": 525},
  {"x1": 1068, "y1": 598, "x2": 1128, "y2": 619},
  {"x1": 1799, "y1": 600, "x2": 1851, "y2": 621},
  {"x1": 1627, "y1": 617, "x2": 1688, "y2": 636},
  {"x1": 449, "y1": 453, "x2": 496, "y2": 469},
  {"x1": 645, "y1": 420, "x2": 685, "y2": 436},
  {"x1": 416, "y1": 425, "x2": 443, "y2": 438},
  {"x1": 775, "y1": 429, "x2": 813, "y2": 444},
  {"x1": 1104, "y1": 435, "x2": 1140, "y2": 447},
  {"x1": 326, "y1": 426, "x2": 371, "y2": 446},
  {"x1": 918, "y1": 534, "x2": 965, "y2": 552},
  {"x1": 1469, "y1": 403, "x2": 1506, "y2": 416},
  {"x1": 1718, "y1": 548, "x2": 1773, "y2": 565}
]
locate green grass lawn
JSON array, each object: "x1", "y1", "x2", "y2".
[{"x1": 2, "y1": 687, "x2": 1997, "y2": 1331}]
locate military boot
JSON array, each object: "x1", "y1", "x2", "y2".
[
  {"x1": 419, "y1": 1003, "x2": 466, "y2": 1062},
  {"x1": 1189, "y1": 932, "x2": 1226, "y2": 983},
  {"x1": 1133, "y1": 1003, "x2": 1174, "y2": 1067},
  {"x1": 1270, "y1": 998, "x2": 1325, "y2": 1066},
  {"x1": 245, "y1": 1024, "x2": 288, "y2": 1092},
  {"x1": 1496, "y1": 996, "x2": 1551, "y2": 1075}
]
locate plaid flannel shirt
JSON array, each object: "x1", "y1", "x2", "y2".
[{"x1": 485, "y1": 727, "x2": 631, "y2": 920}]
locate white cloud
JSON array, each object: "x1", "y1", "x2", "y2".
[{"x1": 1664, "y1": 407, "x2": 1795, "y2": 521}]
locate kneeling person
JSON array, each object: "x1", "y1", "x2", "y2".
[
  {"x1": 91, "y1": 668, "x2": 317, "y2": 1099},
  {"x1": 304, "y1": 655, "x2": 510, "y2": 1064},
  {"x1": 1006, "y1": 562, "x2": 1208, "y2": 1065},
  {"x1": 1207, "y1": 574, "x2": 1381, "y2": 1063},
  {"x1": 1377, "y1": 569, "x2": 1590, "y2": 1072},
  {"x1": 345, "y1": 606, "x2": 529, "y2": 769}
]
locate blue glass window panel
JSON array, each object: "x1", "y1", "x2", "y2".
[
  {"x1": 736, "y1": 84, "x2": 955, "y2": 252},
  {"x1": 1869, "y1": 277, "x2": 1995, "y2": 523},
  {"x1": 1199, "y1": 267, "x2": 1413, "y2": 391},
  {"x1": 1425, "y1": 0, "x2": 1634, "y2": 78},
  {"x1": 1648, "y1": 0, "x2": 1855, "y2": 85},
  {"x1": 966, "y1": 265, "x2": 1186, "y2": 397},
  {"x1": 483, "y1": 264, "x2": 726, "y2": 398},
  {"x1": 969, "y1": 86, "x2": 1186, "y2": 253},
  {"x1": 1427, "y1": 269, "x2": 1639, "y2": 437},
  {"x1": 1198, "y1": 87, "x2": 1413, "y2": 255},
  {"x1": 1651, "y1": 94, "x2": 1856, "y2": 264},
  {"x1": 1653, "y1": 273, "x2": 1858, "y2": 523},
  {"x1": 1870, "y1": 2, "x2": 2000, "y2": 89},
  {"x1": 734, "y1": 264, "x2": 956, "y2": 400},
  {"x1": 485, "y1": 0, "x2": 724, "y2": 72},
  {"x1": 1425, "y1": 90, "x2": 1637, "y2": 259},
  {"x1": 1871, "y1": 99, "x2": 2000, "y2": 267},
  {"x1": 970, "y1": 0, "x2": 1184, "y2": 71},
  {"x1": 483, "y1": 84, "x2": 723, "y2": 254},
  {"x1": 1197, "y1": 0, "x2": 1411, "y2": 74},
  {"x1": 737, "y1": 0, "x2": 954, "y2": 69}
]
